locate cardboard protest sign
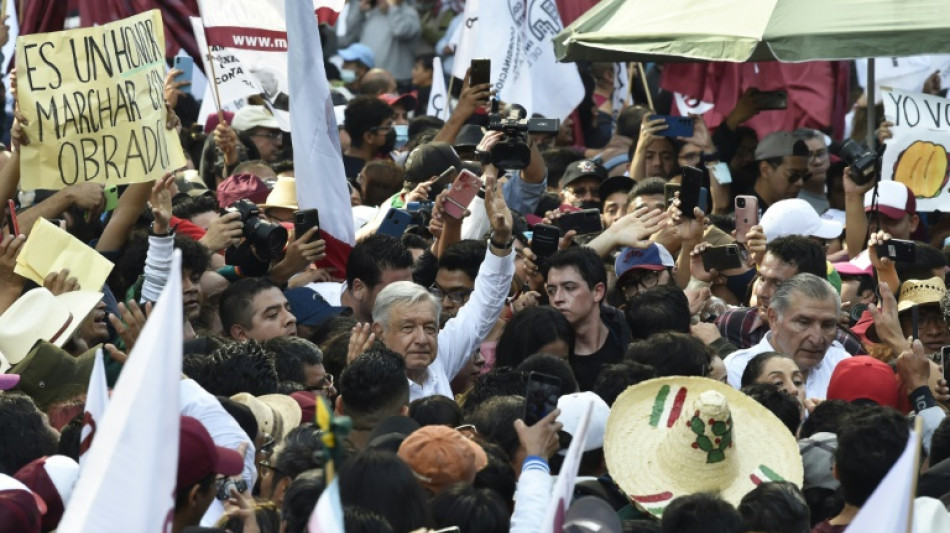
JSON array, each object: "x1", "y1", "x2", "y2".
[
  {"x1": 882, "y1": 87, "x2": 950, "y2": 212},
  {"x1": 16, "y1": 10, "x2": 186, "y2": 190}
]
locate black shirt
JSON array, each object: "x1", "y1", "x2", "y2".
[{"x1": 571, "y1": 333, "x2": 625, "y2": 391}]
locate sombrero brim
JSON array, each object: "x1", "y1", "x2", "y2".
[
  {"x1": 604, "y1": 376, "x2": 803, "y2": 517},
  {"x1": 259, "y1": 394, "x2": 303, "y2": 440}
]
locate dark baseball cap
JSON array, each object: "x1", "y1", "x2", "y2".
[
  {"x1": 177, "y1": 416, "x2": 244, "y2": 491},
  {"x1": 404, "y1": 142, "x2": 463, "y2": 184},
  {"x1": 754, "y1": 131, "x2": 809, "y2": 161},
  {"x1": 560, "y1": 160, "x2": 607, "y2": 189},
  {"x1": 284, "y1": 287, "x2": 346, "y2": 328},
  {"x1": 598, "y1": 175, "x2": 635, "y2": 200}
]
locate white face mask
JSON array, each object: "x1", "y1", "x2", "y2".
[
  {"x1": 392, "y1": 150, "x2": 410, "y2": 167},
  {"x1": 340, "y1": 68, "x2": 357, "y2": 84},
  {"x1": 394, "y1": 124, "x2": 409, "y2": 149}
]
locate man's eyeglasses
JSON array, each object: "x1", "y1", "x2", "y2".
[
  {"x1": 568, "y1": 186, "x2": 598, "y2": 198},
  {"x1": 250, "y1": 130, "x2": 284, "y2": 141},
  {"x1": 371, "y1": 124, "x2": 394, "y2": 133},
  {"x1": 429, "y1": 285, "x2": 474, "y2": 305},
  {"x1": 304, "y1": 374, "x2": 334, "y2": 393},
  {"x1": 808, "y1": 149, "x2": 829, "y2": 162},
  {"x1": 621, "y1": 270, "x2": 662, "y2": 296},
  {"x1": 786, "y1": 171, "x2": 809, "y2": 184},
  {"x1": 257, "y1": 459, "x2": 284, "y2": 477}
]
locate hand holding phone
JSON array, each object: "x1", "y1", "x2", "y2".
[
  {"x1": 294, "y1": 209, "x2": 320, "y2": 243},
  {"x1": 470, "y1": 58, "x2": 491, "y2": 87},
  {"x1": 875, "y1": 239, "x2": 916, "y2": 263},
  {"x1": 702, "y1": 244, "x2": 744, "y2": 272},
  {"x1": 734, "y1": 196, "x2": 759, "y2": 244},
  {"x1": 172, "y1": 56, "x2": 194, "y2": 96},
  {"x1": 648, "y1": 114, "x2": 693, "y2": 138},
  {"x1": 443, "y1": 169, "x2": 480, "y2": 219},
  {"x1": 531, "y1": 224, "x2": 560, "y2": 259}
]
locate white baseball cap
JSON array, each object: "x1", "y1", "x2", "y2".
[
  {"x1": 556, "y1": 391, "x2": 610, "y2": 454},
  {"x1": 864, "y1": 180, "x2": 916, "y2": 220},
  {"x1": 761, "y1": 199, "x2": 843, "y2": 243}
]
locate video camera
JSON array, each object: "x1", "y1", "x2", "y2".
[
  {"x1": 834, "y1": 139, "x2": 880, "y2": 186},
  {"x1": 486, "y1": 99, "x2": 559, "y2": 170},
  {"x1": 222, "y1": 199, "x2": 288, "y2": 262}
]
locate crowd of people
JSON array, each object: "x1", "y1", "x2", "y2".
[{"x1": 2, "y1": 1, "x2": 950, "y2": 532}]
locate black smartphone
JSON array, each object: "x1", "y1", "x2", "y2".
[
  {"x1": 524, "y1": 371, "x2": 561, "y2": 426},
  {"x1": 912, "y1": 305, "x2": 919, "y2": 341},
  {"x1": 679, "y1": 166, "x2": 703, "y2": 219},
  {"x1": 4, "y1": 199, "x2": 18, "y2": 236},
  {"x1": 531, "y1": 223, "x2": 560, "y2": 259},
  {"x1": 755, "y1": 90, "x2": 788, "y2": 110},
  {"x1": 556, "y1": 209, "x2": 603, "y2": 235},
  {"x1": 648, "y1": 114, "x2": 693, "y2": 137},
  {"x1": 430, "y1": 165, "x2": 458, "y2": 199},
  {"x1": 470, "y1": 58, "x2": 491, "y2": 87},
  {"x1": 294, "y1": 209, "x2": 320, "y2": 242},
  {"x1": 664, "y1": 183, "x2": 680, "y2": 208},
  {"x1": 702, "y1": 244, "x2": 744, "y2": 272},
  {"x1": 941, "y1": 346, "x2": 950, "y2": 382},
  {"x1": 216, "y1": 478, "x2": 248, "y2": 501},
  {"x1": 875, "y1": 239, "x2": 916, "y2": 263}
]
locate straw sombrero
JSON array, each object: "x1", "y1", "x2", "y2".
[{"x1": 604, "y1": 376, "x2": 803, "y2": 517}]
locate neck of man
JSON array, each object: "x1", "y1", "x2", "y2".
[
  {"x1": 753, "y1": 179, "x2": 783, "y2": 207},
  {"x1": 340, "y1": 289, "x2": 371, "y2": 323},
  {"x1": 829, "y1": 503, "x2": 860, "y2": 526},
  {"x1": 803, "y1": 177, "x2": 825, "y2": 195},
  {"x1": 345, "y1": 143, "x2": 377, "y2": 162},
  {"x1": 407, "y1": 367, "x2": 427, "y2": 385},
  {"x1": 573, "y1": 309, "x2": 608, "y2": 356}
]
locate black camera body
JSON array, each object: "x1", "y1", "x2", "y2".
[
  {"x1": 838, "y1": 139, "x2": 878, "y2": 186},
  {"x1": 223, "y1": 199, "x2": 288, "y2": 261},
  {"x1": 486, "y1": 100, "x2": 559, "y2": 170}
]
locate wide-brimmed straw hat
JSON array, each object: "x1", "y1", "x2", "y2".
[
  {"x1": 230, "y1": 392, "x2": 302, "y2": 442},
  {"x1": 258, "y1": 177, "x2": 298, "y2": 211},
  {"x1": 604, "y1": 377, "x2": 803, "y2": 517},
  {"x1": 896, "y1": 276, "x2": 946, "y2": 314}
]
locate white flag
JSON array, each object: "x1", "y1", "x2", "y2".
[
  {"x1": 541, "y1": 398, "x2": 594, "y2": 533},
  {"x1": 612, "y1": 62, "x2": 632, "y2": 124},
  {"x1": 845, "y1": 429, "x2": 919, "y2": 533},
  {"x1": 78, "y1": 348, "x2": 108, "y2": 469},
  {"x1": 190, "y1": 16, "x2": 262, "y2": 111},
  {"x1": 429, "y1": 56, "x2": 450, "y2": 120},
  {"x1": 307, "y1": 478, "x2": 345, "y2": 533},
  {"x1": 451, "y1": 0, "x2": 480, "y2": 81},
  {"x1": 286, "y1": 0, "x2": 355, "y2": 256},
  {"x1": 59, "y1": 251, "x2": 184, "y2": 532}
]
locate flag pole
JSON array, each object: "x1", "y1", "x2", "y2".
[
  {"x1": 205, "y1": 45, "x2": 228, "y2": 181},
  {"x1": 637, "y1": 62, "x2": 654, "y2": 111},
  {"x1": 905, "y1": 416, "x2": 923, "y2": 533},
  {"x1": 446, "y1": 75, "x2": 456, "y2": 115},
  {"x1": 625, "y1": 62, "x2": 635, "y2": 106}
]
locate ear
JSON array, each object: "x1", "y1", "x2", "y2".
[
  {"x1": 399, "y1": 404, "x2": 410, "y2": 416},
  {"x1": 230, "y1": 324, "x2": 248, "y2": 342},
  {"x1": 910, "y1": 214, "x2": 921, "y2": 233},
  {"x1": 335, "y1": 395, "x2": 344, "y2": 415},
  {"x1": 758, "y1": 160, "x2": 773, "y2": 179},
  {"x1": 371, "y1": 321, "x2": 384, "y2": 338},
  {"x1": 592, "y1": 282, "x2": 606, "y2": 304},
  {"x1": 352, "y1": 279, "x2": 366, "y2": 301},
  {"x1": 766, "y1": 306, "x2": 780, "y2": 330},
  {"x1": 363, "y1": 130, "x2": 377, "y2": 147},
  {"x1": 188, "y1": 483, "x2": 203, "y2": 509}
]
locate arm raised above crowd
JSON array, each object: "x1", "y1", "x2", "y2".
[
  {"x1": 433, "y1": 70, "x2": 491, "y2": 145},
  {"x1": 844, "y1": 167, "x2": 874, "y2": 257},
  {"x1": 95, "y1": 180, "x2": 153, "y2": 252}
]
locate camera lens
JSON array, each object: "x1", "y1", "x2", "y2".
[{"x1": 737, "y1": 198, "x2": 745, "y2": 208}]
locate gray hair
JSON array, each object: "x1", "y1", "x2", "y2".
[
  {"x1": 372, "y1": 281, "x2": 441, "y2": 329},
  {"x1": 793, "y1": 128, "x2": 825, "y2": 143},
  {"x1": 769, "y1": 273, "x2": 840, "y2": 318}
]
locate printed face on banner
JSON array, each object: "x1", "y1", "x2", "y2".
[
  {"x1": 16, "y1": 10, "x2": 186, "y2": 190},
  {"x1": 882, "y1": 88, "x2": 950, "y2": 211}
]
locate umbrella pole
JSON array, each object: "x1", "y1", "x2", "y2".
[
  {"x1": 637, "y1": 63, "x2": 655, "y2": 111},
  {"x1": 866, "y1": 58, "x2": 876, "y2": 148}
]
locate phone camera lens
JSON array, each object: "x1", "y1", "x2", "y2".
[{"x1": 737, "y1": 198, "x2": 745, "y2": 208}]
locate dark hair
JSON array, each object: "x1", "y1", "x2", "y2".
[
  {"x1": 836, "y1": 406, "x2": 909, "y2": 506},
  {"x1": 344, "y1": 96, "x2": 394, "y2": 149},
  {"x1": 930, "y1": 416, "x2": 950, "y2": 466},
  {"x1": 624, "y1": 285, "x2": 691, "y2": 340},
  {"x1": 409, "y1": 115, "x2": 444, "y2": 139},
  {"x1": 57, "y1": 412, "x2": 84, "y2": 461},
  {"x1": 172, "y1": 194, "x2": 219, "y2": 221},
  {"x1": 472, "y1": 441, "x2": 517, "y2": 506},
  {"x1": 264, "y1": 336, "x2": 324, "y2": 384},
  {"x1": 766, "y1": 236, "x2": 826, "y2": 279},
  {"x1": 617, "y1": 105, "x2": 653, "y2": 139},
  {"x1": 318, "y1": 316, "x2": 359, "y2": 386},
  {"x1": 661, "y1": 492, "x2": 742, "y2": 533},
  {"x1": 401, "y1": 233, "x2": 430, "y2": 252},
  {"x1": 413, "y1": 53, "x2": 435, "y2": 71},
  {"x1": 495, "y1": 307, "x2": 575, "y2": 368},
  {"x1": 361, "y1": 160, "x2": 404, "y2": 207},
  {"x1": 346, "y1": 234, "x2": 413, "y2": 289},
  {"x1": 282, "y1": 474, "x2": 325, "y2": 533},
  {"x1": 466, "y1": 395, "x2": 525, "y2": 462},
  {"x1": 174, "y1": 471, "x2": 215, "y2": 511},
  {"x1": 0, "y1": 393, "x2": 59, "y2": 475},
  {"x1": 625, "y1": 332, "x2": 709, "y2": 378},
  {"x1": 462, "y1": 369, "x2": 526, "y2": 416},
  {"x1": 344, "y1": 507, "x2": 395, "y2": 533},
  {"x1": 271, "y1": 425, "x2": 325, "y2": 489},
  {"x1": 545, "y1": 246, "x2": 607, "y2": 290},
  {"x1": 516, "y1": 354, "x2": 579, "y2": 396},
  {"x1": 740, "y1": 383, "x2": 802, "y2": 436},
  {"x1": 593, "y1": 362, "x2": 658, "y2": 406},
  {"x1": 541, "y1": 147, "x2": 584, "y2": 185},
  {"x1": 738, "y1": 481, "x2": 810, "y2": 533},
  {"x1": 438, "y1": 240, "x2": 487, "y2": 283},
  {"x1": 340, "y1": 348, "x2": 409, "y2": 427},
  {"x1": 431, "y1": 484, "x2": 511, "y2": 533},
  {"x1": 109, "y1": 232, "x2": 211, "y2": 300},
  {"x1": 409, "y1": 395, "x2": 463, "y2": 427},
  {"x1": 339, "y1": 448, "x2": 431, "y2": 533},
  {"x1": 219, "y1": 277, "x2": 282, "y2": 331},
  {"x1": 798, "y1": 400, "x2": 856, "y2": 439},
  {"x1": 840, "y1": 273, "x2": 876, "y2": 301},
  {"x1": 896, "y1": 242, "x2": 946, "y2": 281},
  {"x1": 192, "y1": 341, "x2": 280, "y2": 396},
  {"x1": 740, "y1": 351, "x2": 792, "y2": 388},
  {"x1": 630, "y1": 177, "x2": 667, "y2": 199}
]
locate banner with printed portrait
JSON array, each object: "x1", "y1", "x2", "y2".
[
  {"x1": 16, "y1": 10, "x2": 186, "y2": 190},
  {"x1": 882, "y1": 87, "x2": 950, "y2": 212}
]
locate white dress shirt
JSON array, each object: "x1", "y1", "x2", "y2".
[
  {"x1": 723, "y1": 334, "x2": 851, "y2": 399},
  {"x1": 408, "y1": 246, "x2": 515, "y2": 401}
]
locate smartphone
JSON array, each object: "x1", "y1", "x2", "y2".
[
  {"x1": 556, "y1": 209, "x2": 603, "y2": 235},
  {"x1": 531, "y1": 223, "x2": 560, "y2": 259},
  {"x1": 294, "y1": 209, "x2": 320, "y2": 243},
  {"x1": 941, "y1": 346, "x2": 950, "y2": 383},
  {"x1": 4, "y1": 200, "x2": 18, "y2": 236},
  {"x1": 664, "y1": 183, "x2": 680, "y2": 208},
  {"x1": 679, "y1": 166, "x2": 703, "y2": 219},
  {"x1": 406, "y1": 201, "x2": 434, "y2": 212},
  {"x1": 702, "y1": 244, "x2": 744, "y2": 272},
  {"x1": 470, "y1": 58, "x2": 491, "y2": 87},
  {"x1": 173, "y1": 56, "x2": 194, "y2": 96},
  {"x1": 524, "y1": 371, "x2": 561, "y2": 426},
  {"x1": 755, "y1": 90, "x2": 788, "y2": 110},
  {"x1": 708, "y1": 160, "x2": 733, "y2": 185},
  {"x1": 443, "y1": 169, "x2": 480, "y2": 219},
  {"x1": 104, "y1": 185, "x2": 119, "y2": 212},
  {"x1": 698, "y1": 187, "x2": 709, "y2": 216},
  {"x1": 912, "y1": 305, "x2": 919, "y2": 341},
  {"x1": 216, "y1": 478, "x2": 248, "y2": 501},
  {"x1": 875, "y1": 239, "x2": 916, "y2": 263},
  {"x1": 734, "y1": 195, "x2": 759, "y2": 244},
  {"x1": 377, "y1": 208, "x2": 412, "y2": 238},
  {"x1": 649, "y1": 114, "x2": 693, "y2": 138},
  {"x1": 430, "y1": 165, "x2": 458, "y2": 199}
]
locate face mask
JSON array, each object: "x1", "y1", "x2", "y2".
[
  {"x1": 392, "y1": 150, "x2": 410, "y2": 167},
  {"x1": 393, "y1": 124, "x2": 409, "y2": 149},
  {"x1": 340, "y1": 68, "x2": 357, "y2": 84},
  {"x1": 380, "y1": 129, "x2": 397, "y2": 154}
]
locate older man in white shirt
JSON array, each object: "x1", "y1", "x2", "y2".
[{"x1": 724, "y1": 273, "x2": 850, "y2": 399}]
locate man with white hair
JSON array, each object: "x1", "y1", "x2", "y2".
[{"x1": 370, "y1": 175, "x2": 515, "y2": 399}]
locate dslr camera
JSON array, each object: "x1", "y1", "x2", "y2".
[
  {"x1": 222, "y1": 199, "x2": 288, "y2": 261},
  {"x1": 837, "y1": 139, "x2": 878, "y2": 186},
  {"x1": 486, "y1": 100, "x2": 559, "y2": 170}
]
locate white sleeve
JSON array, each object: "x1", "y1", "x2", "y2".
[
  {"x1": 461, "y1": 196, "x2": 491, "y2": 240},
  {"x1": 918, "y1": 406, "x2": 946, "y2": 455},
  {"x1": 510, "y1": 459, "x2": 553, "y2": 533},
  {"x1": 436, "y1": 246, "x2": 514, "y2": 381}
]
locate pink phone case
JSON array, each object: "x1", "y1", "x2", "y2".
[{"x1": 443, "y1": 170, "x2": 480, "y2": 219}]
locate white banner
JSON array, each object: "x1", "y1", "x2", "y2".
[
  {"x1": 882, "y1": 88, "x2": 950, "y2": 211},
  {"x1": 429, "y1": 56, "x2": 450, "y2": 120},
  {"x1": 190, "y1": 16, "x2": 262, "y2": 111},
  {"x1": 611, "y1": 62, "x2": 632, "y2": 126}
]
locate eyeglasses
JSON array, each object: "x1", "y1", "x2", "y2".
[
  {"x1": 257, "y1": 459, "x2": 284, "y2": 477},
  {"x1": 621, "y1": 270, "x2": 661, "y2": 296},
  {"x1": 304, "y1": 374, "x2": 334, "y2": 393},
  {"x1": 786, "y1": 171, "x2": 809, "y2": 184},
  {"x1": 429, "y1": 285, "x2": 474, "y2": 305},
  {"x1": 250, "y1": 130, "x2": 284, "y2": 141},
  {"x1": 260, "y1": 433, "x2": 276, "y2": 457},
  {"x1": 371, "y1": 124, "x2": 394, "y2": 133},
  {"x1": 808, "y1": 149, "x2": 829, "y2": 162}
]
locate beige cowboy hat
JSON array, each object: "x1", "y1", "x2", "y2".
[
  {"x1": 0, "y1": 288, "x2": 102, "y2": 372},
  {"x1": 230, "y1": 392, "x2": 302, "y2": 442},
  {"x1": 258, "y1": 176, "x2": 298, "y2": 211},
  {"x1": 604, "y1": 376, "x2": 803, "y2": 517},
  {"x1": 896, "y1": 276, "x2": 946, "y2": 313}
]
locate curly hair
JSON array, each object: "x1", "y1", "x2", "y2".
[{"x1": 188, "y1": 341, "x2": 280, "y2": 396}]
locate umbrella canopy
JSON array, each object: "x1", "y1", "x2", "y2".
[{"x1": 555, "y1": 0, "x2": 950, "y2": 63}]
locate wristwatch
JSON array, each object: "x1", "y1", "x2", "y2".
[{"x1": 489, "y1": 231, "x2": 514, "y2": 250}]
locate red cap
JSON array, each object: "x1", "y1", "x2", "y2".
[
  {"x1": 826, "y1": 356, "x2": 900, "y2": 409},
  {"x1": 290, "y1": 391, "x2": 316, "y2": 425},
  {"x1": 204, "y1": 111, "x2": 236, "y2": 134},
  {"x1": 14, "y1": 458, "x2": 66, "y2": 531},
  {"x1": 177, "y1": 416, "x2": 244, "y2": 491},
  {"x1": 217, "y1": 173, "x2": 270, "y2": 210},
  {"x1": 0, "y1": 490, "x2": 42, "y2": 533},
  {"x1": 378, "y1": 93, "x2": 418, "y2": 111}
]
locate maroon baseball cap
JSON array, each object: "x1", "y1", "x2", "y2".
[
  {"x1": 0, "y1": 374, "x2": 19, "y2": 391},
  {"x1": 217, "y1": 173, "x2": 270, "y2": 210},
  {"x1": 176, "y1": 416, "x2": 244, "y2": 491},
  {"x1": 289, "y1": 391, "x2": 316, "y2": 425},
  {"x1": 826, "y1": 356, "x2": 900, "y2": 409}
]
